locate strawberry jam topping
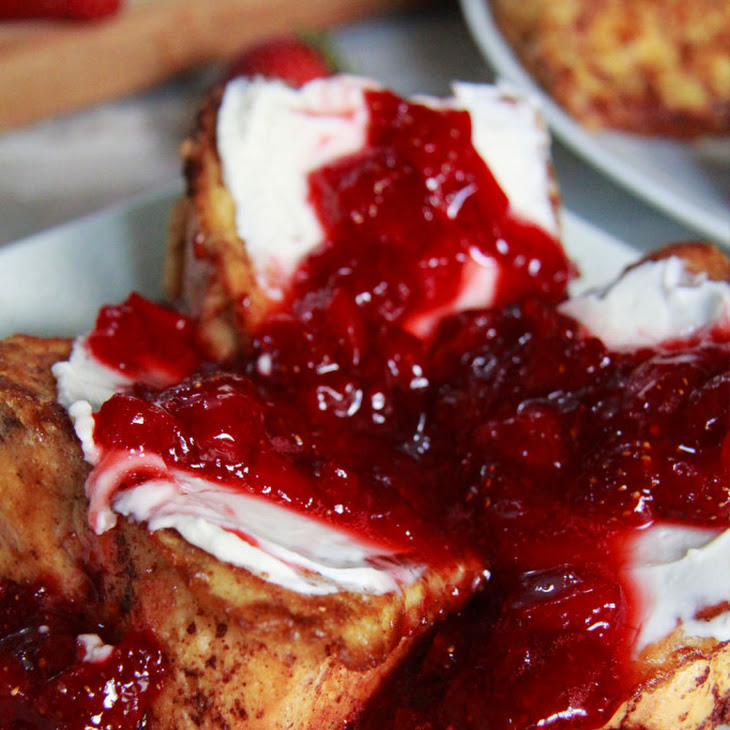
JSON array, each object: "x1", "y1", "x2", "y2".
[
  {"x1": 303, "y1": 89, "x2": 570, "y2": 335},
  {"x1": 86, "y1": 89, "x2": 572, "y2": 559},
  {"x1": 0, "y1": 578, "x2": 166, "y2": 730},
  {"x1": 427, "y1": 300, "x2": 730, "y2": 535},
  {"x1": 94, "y1": 367, "x2": 441, "y2": 554},
  {"x1": 89, "y1": 292, "x2": 206, "y2": 384},
  {"x1": 83, "y1": 290, "x2": 729, "y2": 729},
  {"x1": 44, "y1": 86, "x2": 729, "y2": 728},
  {"x1": 352, "y1": 299, "x2": 728, "y2": 730}
]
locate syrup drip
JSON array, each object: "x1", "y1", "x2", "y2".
[{"x1": 4, "y1": 89, "x2": 727, "y2": 729}]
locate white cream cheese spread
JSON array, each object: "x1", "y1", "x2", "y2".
[
  {"x1": 55, "y1": 352, "x2": 420, "y2": 596},
  {"x1": 560, "y1": 254, "x2": 730, "y2": 650},
  {"x1": 216, "y1": 75, "x2": 557, "y2": 303},
  {"x1": 629, "y1": 524, "x2": 730, "y2": 651},
  {"x1": 559, "y1": 256, "x2": 730, "y2": 350}
]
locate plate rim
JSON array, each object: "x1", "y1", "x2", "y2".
[
  {"x1": 459, "y1": 0, "x2": 730, "y2": 246},
  {"x1": 0, "y1": 182, "x2": 638, "y2": 341}
]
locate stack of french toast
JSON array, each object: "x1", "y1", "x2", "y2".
[{"x1": 0, "y1": 50, "x2": 728, "y2": 730}]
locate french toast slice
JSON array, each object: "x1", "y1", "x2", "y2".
[
  {"x1": 162, "y1": 69, "x2": 729, "y2": 726},
  {"x1": 349, "y1": 240, "x2": 730, "y2": 730},
  {"x1": 0, "y1": 334, "x2": 484, "y2": 729},
  {"x1": 489, "y1": 0, "x2": 730, "y2": 137},
  {"x1": 2, "y1": 258, "x2": 729, "y2": 728},
  {"x1": 4, "y1": 74, "x2": 564, "y2": 728},
  {"x1": 165, "y1": 74, "x2": 562, "y2": 359},
  {"x1": 607, "y1": 242, "x2": 730, "y2": 729},
  {"x1": 165, "y1": 83, "x2": 253, "y2": 360},
  {"x1": 1, "y1": 265, "x2": 728, "y2": 728},
  {"x1": 570, "y1": 241, "x2": 730, "y2": 729},
  {"x1": 2, "y1": 65, "x2": 728, "y2": 730}
]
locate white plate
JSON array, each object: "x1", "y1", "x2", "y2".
[
  {"x1": 1, "y1": 193, "x2": 728, "y2": 730},
  {"x1": 0, "y1": 185, "x2": 178, "y2": 340},
  {"x1": 459, "y1": 0, "x2": 730, "y2": 246},
  {"x1": 0, "y1": 188, "x2": 635, "y2": 341}
]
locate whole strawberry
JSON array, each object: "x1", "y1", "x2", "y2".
[
  {"x1": 0, "y1": 0, "x2": 122, "y2": 20},
  {"x1": 224, "y1": 35, "x2": 336, "y2": 87}
]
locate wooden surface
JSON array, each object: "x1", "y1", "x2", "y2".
[{"x1": 0, "y1": 0, "x2": 419, "y2": 131}]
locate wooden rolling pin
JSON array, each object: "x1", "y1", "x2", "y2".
[{"x1": 0, "y1": 0, "x2": 421, "y2": 131}]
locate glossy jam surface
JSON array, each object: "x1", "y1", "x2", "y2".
[
  {"x1": 95, "y1": 368, "x2": 441, "y2": 554},
  {"x1": 56, "y1": 87, "x2": 729, "y2": 728},
  {"x1": 303, "y1": 89, "x2": 570, "y2": 329},
  {"x1": 0, "y1": 579, "x2": 166, "y2": 730},
  {"x1": 87, "y1": 294, "x2": 729, "y2": 729},
  {"x1": 90, "y1": 90, "x2": 571, "y2": 558},
  {"x1": 89, "y1": 292, "x2": 206, "y2": 383},
  {"x1": 427, "y1": 301, "x2": 729, "y2": 537},
  {"x1": 352, "y1": 300, "x2": 728, "y2": 729}
]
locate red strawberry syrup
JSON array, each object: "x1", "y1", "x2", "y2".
[
  {"x1": 4, "y1": 87, "x2": 727, "y2": 728},
  {"x1": 85, "y1": 89, "x2": 730, "y2": 729},
  {"x1": 0, "y1": 578, "x2": 166, "y2": 730}
]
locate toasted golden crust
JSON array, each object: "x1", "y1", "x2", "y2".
[
  {"x1": 491, "y1": 0, "x2": 730, "y2": 137},
  {"x1": 166, "y1": 86, "x2": 268, "y2": 360},
  {"x1": 0, "y1": 336, "x2": 94, "y2": 594},
  {"x1": 635, "y1": 241, "x2": 730, "y2": 282},
  {"x1": 605, "y1": 630, "x2": 730, "y2": 729},
  {"x1": 0, "y1": 334, "x2": 482, "y2": 729}
]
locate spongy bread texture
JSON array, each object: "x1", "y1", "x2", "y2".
[
  {"x1": 161, "y1": 72, "x2": 730, "y2": 727},
  {"x1": 165, "y1": 84, "x2": 264, "y2": 361},
  {"x1": 0, "y1": 334, "x2": 483, "y2": 729},
  {"x1": 490, "y1": 0, "x2": 730, "y2": 137}
]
